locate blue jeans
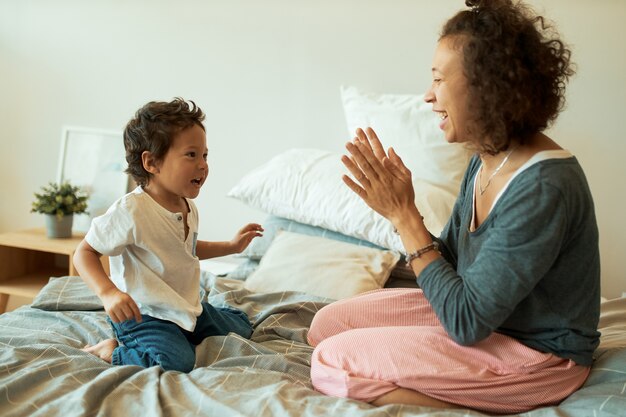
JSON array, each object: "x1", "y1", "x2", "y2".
[{"x1": 109, "y1": 302, "x2": 253, "y2": 372}]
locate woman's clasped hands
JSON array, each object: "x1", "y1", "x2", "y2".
[{"x1": 341, "y1": 127, "x2": 417, "y2": 224}]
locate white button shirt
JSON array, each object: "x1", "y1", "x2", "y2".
[{"x1": 86, "y1": 187, "x2": 202, "y2": 331}]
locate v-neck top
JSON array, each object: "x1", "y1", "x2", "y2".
[
  {"x1": 417, "y1": 152, "x2": 600, "y2": 365},
  {"x1": 470, "y1": 150, "x2": 574, "y2": 231}
]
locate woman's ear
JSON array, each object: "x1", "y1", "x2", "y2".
[{"x1": 142, "y1": 151, "x2": 160, "y2": 175}]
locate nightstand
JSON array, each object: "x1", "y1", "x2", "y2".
[{"x1": 0, "y1": 228, "x2": 108, "y2": 313}]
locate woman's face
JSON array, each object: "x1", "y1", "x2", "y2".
[{"x1": 424, "y1": 37, "x2": 471, "y2": 144}]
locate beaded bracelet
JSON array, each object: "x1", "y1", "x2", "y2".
[{"x1": 405, "y1": 241, "x2": 439, "y2": 266}]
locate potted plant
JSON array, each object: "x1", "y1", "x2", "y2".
[{"x1": 31, "y1": 181, "x2": 89, "y2": 238}]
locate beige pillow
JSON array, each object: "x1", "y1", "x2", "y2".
[{"x1": 244, "y1": 231, "x2": 401, "y2": 300}]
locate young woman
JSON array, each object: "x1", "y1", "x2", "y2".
[{"x1": 307, "y1": 0, "x2": 600, "y2": 413}]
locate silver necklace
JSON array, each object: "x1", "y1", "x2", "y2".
[{"x1": 478, "y1": 147, "x2": 516, "y2": 195}]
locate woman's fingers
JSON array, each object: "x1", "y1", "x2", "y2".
[
  {"x1": 354, "y1": 127, "x2": 388, "y2": 162},
  {"x1": 364, "y1": 127, "x2": 388, "y2": 161},
  {"x1": 352, "y1": 140, "x2": 389, "y2": 181},
  {"x1": 343, "y1": 130, "x2": 399, "y2": 193},
  {"x1": 345, "y1": 141, "x2": 380, "y2": 181},
  {"x1": 355, "y1": 129, "x2": 372, "y2": 151},
  {"x1": 341, "y1": 154, "x2": 371, "y2": 188},
  {"x1": 342, "y1": 174, "x2": 367, "y2": 199},
  {"x1": 388, "y1": 147, "x2": 412, "y2": 178}
]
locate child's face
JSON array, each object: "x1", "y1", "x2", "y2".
[{"x1": 149, "y1": 124, "x2": 209, "y2": 204}]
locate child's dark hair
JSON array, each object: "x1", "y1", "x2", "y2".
[
  {"x1": 442, "y1": 0, "x2": 575, "y2": 154},
  {"x1": 124, "y1": 98, "x2": 205, "y2": 186}
]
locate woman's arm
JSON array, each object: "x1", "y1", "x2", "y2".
[{"x1": 418, "y1": 176, "x2": 570, "y2": 345}]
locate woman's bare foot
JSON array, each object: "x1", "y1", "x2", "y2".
[
  {"x1": 372, "y1": 388, "x2": 461, "y2": 409},
  {"x1": 82, "y1": 338, "x2": 118, "y2": 363}
]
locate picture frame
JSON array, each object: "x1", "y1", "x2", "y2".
[{"x1": 57, "y1": 126, "x2": 129, "y2": 233}]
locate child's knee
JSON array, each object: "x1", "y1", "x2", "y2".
[
  {"x1": 152, "y1": 344, "x2": 196, "y2": 373},
  {"x1": 225, "y1": 308, "x2": 254, "y2": 338},
  {"x1": 156, "y1": 350, "x2": 196, "y2": 373},
  {"x1": 239, "y1": 324, "x2": 253, "y2": 339}
]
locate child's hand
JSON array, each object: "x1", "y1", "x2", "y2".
[
  {"x1": 100, "y1": 287, "x2": 142, "y2": 323},
  {"x1": 230, "y1": 223, "x2": 264, "y2": 253}
]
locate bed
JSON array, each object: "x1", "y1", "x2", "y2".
[
  {"x1": 2, "y1": 86, "x2": 625, "y2": 416},
  {"x1": 1, "y1": 272, "x2": 625, "y2": 417}
]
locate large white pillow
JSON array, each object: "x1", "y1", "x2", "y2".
[
  {"x1": 227, "y1": 148, "x2": 456, "y2": 251},
  {"x1": 244, "y1": 231, "x2": 401, "y2": 300},
  {"x1": 341, "y1": 85, "x2": 472, "y2": 195},
  {"x1": 228, "y1": 86, "x2": 472, "y2": 251}
]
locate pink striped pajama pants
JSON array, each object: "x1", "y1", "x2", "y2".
[{"x1": 307, "y1": 288, "x2": 590, "y2": 413}]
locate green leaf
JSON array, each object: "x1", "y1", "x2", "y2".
[{"x1": 30, "y1": 181, "x2": 90, "y2": 217}]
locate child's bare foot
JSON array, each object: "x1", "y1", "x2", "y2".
[{"x1": 82, "y1": 339, "x2": 118, "y2": 363}]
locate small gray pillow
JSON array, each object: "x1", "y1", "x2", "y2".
[
  {"x1": 31, "y1": 276, "x2": 103, "y2": 311},
  {"x1": 33, "y1": 275, "x2": 213, "y2": 311}
]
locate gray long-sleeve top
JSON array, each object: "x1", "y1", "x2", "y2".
[{"x1": 417, "y1": 154, "x2": 600, "y2": 366}]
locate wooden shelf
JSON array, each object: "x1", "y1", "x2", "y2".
[
  {"x1": 0, "y1": 228, "x2": 107, "y2": 313},
  {"x1": 0, "y1": 269, "x2": 64, "y2": 297},
  {"x1": 0, "y1": 228, "x2": 85, "y2": 255}
]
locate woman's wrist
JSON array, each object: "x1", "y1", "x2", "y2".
[
  {"x1": 391, "y1": 205, "x2": 441, "y2": 273},
  {"x1": 391, "y1": 206, "x2": 430, "y2": 242}
]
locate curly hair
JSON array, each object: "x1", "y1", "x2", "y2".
[
  {"x1": 123, "y1": 98, "x2": 205, "y2": 186},
  {"x1": 441, "y1": 0, "x2": 575, "y2": 154}
]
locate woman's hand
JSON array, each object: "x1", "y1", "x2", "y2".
[
  {"x1": 229, "y1": 223, "x2": 264, "y2": 253},
  {"x1": 341, "y1": 127, "x2": 417, "y2": 224}
]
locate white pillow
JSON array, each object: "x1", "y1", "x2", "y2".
[
  {"x1": 244, "y1": 231, "x2": 401, "y2": 300},
  {"x1": 341, "y1": 85, "x2": 472, "y2": 195},
  {"x1": 227, "y1": 148, "x2": 456, "y2": 251},
  {"x1": 228, "y1": 86, "x2": 472, "y2": 251}
]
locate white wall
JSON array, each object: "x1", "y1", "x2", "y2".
[{"x1": 1, "y1": 0, "x2": 624, "y2": 298}]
